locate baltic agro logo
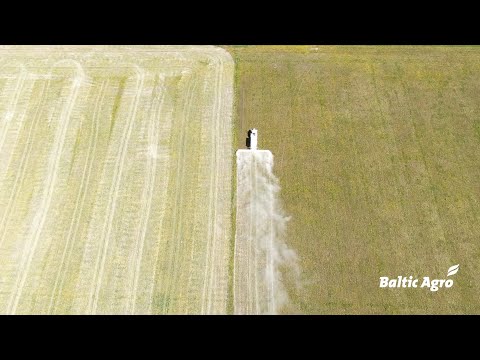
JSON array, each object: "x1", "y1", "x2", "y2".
[{"x1": 379, "y1": 264, "x2": 459, "y2": 292}]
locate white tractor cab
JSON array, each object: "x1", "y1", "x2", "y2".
[{"x1": 246, "y1": 128, "x2": 258, "y2": 150}]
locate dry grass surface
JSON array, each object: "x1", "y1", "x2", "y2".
[{"x1": 0, "y1": 45, "x2": 234, "y2": 314}]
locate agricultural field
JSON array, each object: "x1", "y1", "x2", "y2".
[
  {"x1": 226, "y1": 46, "x2": 480, "y2": 314},
  {"x1": 0, "y1": 46, "x2": 234, "y2": 314},
  {"x1": 2, "y1": 45, "x2": 480, "y2": 315}
]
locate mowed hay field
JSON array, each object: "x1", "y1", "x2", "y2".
[
  {"x1": 226, "y1": 46, "x2": 480, "y2": 314},
  {"x1": 0, "y1": 46, "x2": 233, "y2": 314}
]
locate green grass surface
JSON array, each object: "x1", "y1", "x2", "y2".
[{"x1": 226, "y1": 46, "x2": 480, "y2": 314}]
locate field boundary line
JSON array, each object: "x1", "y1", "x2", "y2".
[
  {"x1": 88, "y1": 66, "x2": 145, "y2": 314},
  {"x1": 0, "y1": 80, "x2": 49, "y2": 252},
  {"x1": 8, "y1": 60, "x2": 85, "y2": 314},
  {"x1": 0, "y1": 63, "x2": 27, "y2": 155},
  {"x1": 48, "y1": 79, "x2": 106, "y2": 313},
  {"x1": 160, "y1": 72, "x2": 196, "y2": 313},
  {"x1": 127, "y1": 75, "x2": 166, "y2": 314}
]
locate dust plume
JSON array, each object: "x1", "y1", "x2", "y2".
[{"x1": 234, "y1": 150, "x2": 300, "y2": 314}]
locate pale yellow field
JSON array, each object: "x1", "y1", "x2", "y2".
[{"x1": 0, "y1": 46, "x2": 234, "y2": 314}]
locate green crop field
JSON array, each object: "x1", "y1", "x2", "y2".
[{"x1": 226, "y1": 46, "x2": 480, "y2": 314}]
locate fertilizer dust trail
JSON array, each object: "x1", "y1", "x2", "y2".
[{"x1": 234, "y1": 150, "x2": 299, "y2": 314}]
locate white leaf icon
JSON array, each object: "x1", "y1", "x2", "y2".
[{"x1": 447, "y1": 264, "x2": 459, "y2": 277}]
